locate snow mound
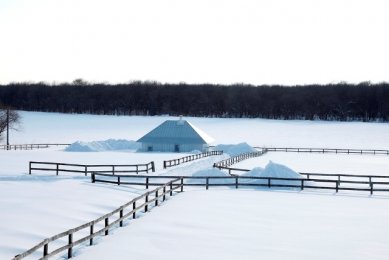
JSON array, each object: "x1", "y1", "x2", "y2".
[
  {"x1": 65, "y1": 139, "x2": 141, "y2": 152},
  {"x1": 187, "y1": 168, "x2": 233, "y2": 185},
  {"x1": 240, "y1": 161, "x2": 304, "y2": 189},
  {"x1": 214, "y1": 142, "x2": 257, "y2": 156}
]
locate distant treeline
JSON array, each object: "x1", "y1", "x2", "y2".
[{"x1": 1, "y1": 81, "x2": 389, "y2": 121}]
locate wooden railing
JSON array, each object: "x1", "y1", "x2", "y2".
[
  {"x1": 91, "y1": 173, "x2": 389, "y2": 195},
  {"x1": 163, "y1": 151, "x2": 223, "y2": 169},
  {"x1": 29, "y1": 161, "x2": 155, "y2": 176},
  {"x1": 1, "y1": 143, "x2": 70, "y2": 150},
  {"x1": 13, "y1": 178, "x2": 183, "y2": 260},
  {"x1": 254, "y1": 147, "x2": 389, "y2": 155},
  {"x1": 213, "y1": 149, "x2": 267, "y2": 168}
]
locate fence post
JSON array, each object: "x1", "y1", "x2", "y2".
[
  {"x1": 29, "y1": 162, "x2": 32, "y2": 175},
  {"x1": 112, "y1": 166, "x2": 115, "y2": 175},
  {"x1": 56, "y1": 164, "x2": 59, "y2": 176},
  {"x1": 90, "y1": 225, "x2": 94, "y2": 245},
  {"x1": 43, "y1": 242, "x2": 48, "y2": 258},
  {"x1": 181, "y1": 178, "x2": 184, "y2": 192},
  {"x1": 163, "y1": 161, "x2": 167, "y2": 169},
  {"x1": 133, "y1": 201, "x2": 136, "y2": 219},
  {"x1": 136, "y1": 165, "x2": 139, "y2": 174},
  {"x1": 85, "y1": 166, "x2": 88, "y2": 176},
  {"x1": 146, "y1": 177, "x2": 149, "y2": 189},
  {"x1": 118, "y1": 176, "x2": 121, "y2": 186},
  {"x1": 119, "y1": 208, "x2": 123, "y2": 227},
  {"x1": 91, "y1": 173, "x2": 96, "y2": 183},
  {"x1": 155, "y1": 190, "x2": 159, "y2": 206},
  {"x1": 163, "y1": 186, "x2": 166, "y2": 201},
  {"x1": 68, "y1": 233, "x2": 73, "y2": 258},
  {"x1": 235, "y1": 177, "x2": 238, "y2": 189},
  {"x1": 206, "y1": 177, "x2": 209, "y2": 190},
  {"x1": 105, "y1": 218, "x2": 109, "y2": 235},
  {"x1": 301, "y1": 179, "x2": 304, "y2": 190},
  {"x1": 151, "y1": 161, "x2": 155, "y2": 172},
  {"x1": 336, "y1": 181, "x2": 339, "y2": 193},
  {"x1": 371, "y1": 183, "x2": 374, "y2": 195},
  {"x1": 170, "y1": 183, "x2": 173, "y2": 196},
  {"x1": 145, "y1": 195, "x2": 149, "y2": 212},
  {"x1": 268, "y1": 178, "x2": 271, "y2": 188}
]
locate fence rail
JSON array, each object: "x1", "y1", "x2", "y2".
[
  {"x1": 29, "y1": 161, "x2": 155, "y2": 176},
  {"x1": 213, "y1": 149, "x2": 267, "y2": 168},
  {"x1": 13, "y1": 177, "x2": 184, "y2": 260},
  {"x1": 1, "y1": 143, "x2": 70, "y2": 150},
  {"x1": 255, "y1": 147, "x2": 389, "y2": 155},
  {"x1": 91, "y1": 173, "x2": 389, "y2": 195},
  {"x1": 163, "y1": 151, "x2": 223, "y2": 169}
]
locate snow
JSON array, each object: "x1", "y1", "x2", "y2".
[
  {"x1": 65, "y1": 139, "x2": 141, "y2": 152},
  {"x1": 186, "y1": 168, "x2": 232, "y2": 185},
  {"x1": 214, "y1": 142, "x2": 257, "y2": 156},
  {"x1": 9, "y1": 111, "x2": 389, "y2": 149},
  {"x1": 233, "y1": 152, "x2": 389, "y2": 176},
  {"x1": 0, "y1": 175, "x2": 144, "y2": 259},
  {"x1": 1, "y1": 111, "x2": 389, "y2": 259},
  {"x1": 75, "y1": 189, "x2": 389, "y2": 260}
]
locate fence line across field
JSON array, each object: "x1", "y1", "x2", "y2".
[
  {"x1": 1, "y1": 143, "x2": 70, "y2": 150},
  {"x1": 91, "y1": 173, "x2": 389, "y2": 195},
  {"x1": 13, "y1": 177, "x2": 184, "y2": 260},
  {"x1": 29, "y1": 161, "x2": 155, "y2": 175},
  {"x1": 255, "y1": 147, "x2": 389, "y2": 155},
  {"x1": 163, "y1": 150, "x2": 223, "y2": 169}
]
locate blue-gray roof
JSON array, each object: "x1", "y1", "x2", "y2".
[{"x1": 137, "y1": 120, "x2": 214, "y2": 145}]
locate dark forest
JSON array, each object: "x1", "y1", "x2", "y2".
[{"x1": 1, "y1": 81, "x2": 388, "y2": 122}]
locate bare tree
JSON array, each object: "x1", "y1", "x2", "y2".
[{"x1": 0, "y1": 107, "x2": 21, "y2": 145}]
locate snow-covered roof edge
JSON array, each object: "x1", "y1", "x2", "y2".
[{"x1": 187, "y1": 121, "x2": 214, "y2": 144}]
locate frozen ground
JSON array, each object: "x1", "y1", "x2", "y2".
[
  {"x1": 233, "y1": 152, "x2": 389, "y2": 176},
  {"x1": 1, "y1": 111, "x2": 389, "y2": 259},
  {"x1": 76, "y1": 189, "x2": 389, "y2": 260},
  {"x1": 9, "y1": 111, "x2": 389, "y2": 148}
]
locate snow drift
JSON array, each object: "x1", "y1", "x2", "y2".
[
  {"x1": 240, "y1": 161, "x2": 304, "y2": 189},
  {"x1": 187, "y1": 168, "x2": 234, "y2": 185},
  {"x1": 65, "y1": 139, "x2": 141, "y2": 152},
  {"x1": 214, "y1": 142, "x2": 257, "y2": 156}
]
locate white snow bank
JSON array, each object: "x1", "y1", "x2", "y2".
[
  {"x1": 65, "y1": 139, "x2": 141, "y2": 152},
  {"x1": 239, "y1": 161, "x2": 304, "y2": 188},
  {"x1": 187, "y1": 168, "x2": 233, "y2": 185},
  {"x1": 214, "y1": 142, "x2": 257, "y2": 156}
]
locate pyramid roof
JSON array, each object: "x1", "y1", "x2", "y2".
[{"x1": 137, "y1": 120, "x2": 214, "y2": 145}]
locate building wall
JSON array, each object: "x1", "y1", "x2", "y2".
[{"x1": 140, "y1": 143, "x2": 209, "y2": 152}]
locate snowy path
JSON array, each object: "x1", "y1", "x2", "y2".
[
  {"x1": 159, "y1": 154, "x2": 229, "y2": 176},
  {"x1": 75, "y1": 189, "x2": 389, "y2": 260}
]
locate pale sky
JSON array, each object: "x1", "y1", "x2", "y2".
[{"x1": 0, "y1": 0, "x2": 388, "y2": 85}]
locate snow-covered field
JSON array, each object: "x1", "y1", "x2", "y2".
[
  {"x1": 77, "y1": 190, "x2": 389, "y2": 260},
  {"x1": 233, "y1": 152, "x2": 389, "y2": 176},
  {"x1": 1, "y1": 111, "x2": 389, "y2": 259},
  {"x1": 11, "y1": 111, "x2": 389, "y2": 148}
]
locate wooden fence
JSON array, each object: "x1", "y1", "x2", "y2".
[
  {"x1": 13, "y1": 177, "x2": 183, "y2": 260},
  {"x1": 91, "y1": 173, "x2": 389, "y2": 195},
  {"x1": 213, "y1": 149, "x2": 267, "y2": 168},
  {"x1": 1, "y1": 144, "x2": 70, "y2": 150},
  {"x1": 29, "y1": 161, "x2": 155, "y2": 176},
  {"x1": 255, "y1": 147, "x2": 389, "y2": 155},
  {"x1": 163, "y1": 151, "x2": 223, "y2": 169}
]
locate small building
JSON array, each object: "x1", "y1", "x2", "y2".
[{"x1": 137, "y1": 118, "x2": 214, "y2": 152}]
